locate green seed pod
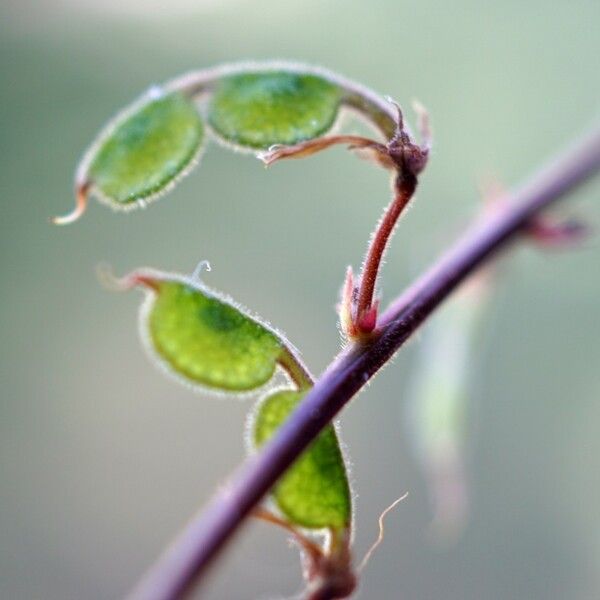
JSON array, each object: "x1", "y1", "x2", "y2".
[
  {"x1": 53, "y1": 89, "x2": 204, "y2": 224},
  {"x1": 54, "y1": 62, "x2": 400, "y2": 224},
  {"x1": 252, "y1": 389, "x2": 352, "y2": 531},
  {"x1": 207, "y1": 71, "x2": 343, "y2": 150},
  {"x1": 128, "y1": 269, "x2": 289, "y2": 392}
]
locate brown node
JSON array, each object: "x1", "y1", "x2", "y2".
[{"x1": 385, "y1": 97, "x2": 429, "y2": 179}]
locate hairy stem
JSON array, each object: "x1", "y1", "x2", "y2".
[
  {"x1": 356, "y1": 174, "x2": 417, "y2": 323},
  {"x1": 127, "y1": 124, "x2": 600, "y2": 600}
]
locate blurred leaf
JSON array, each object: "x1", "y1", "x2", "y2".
[
  {"x1": 208, "y1": 71, "x2": 342, "y2": 149},
  {"x1": 253, "y1": 389, "x2": 351, "y2": 531},
  {"x1": 407, "y1": 275, "x2": 493, "y2": 541},
  {"x1": 86, "y1": 90, "x2": 204, "y2": 207},
  {"x1": 139, "y1": 273, "x2": 284, "y2": 391}
]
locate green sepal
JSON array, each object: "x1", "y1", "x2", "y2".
[
  {"x1": 252, "y1": 389, "x2": 352, "y2": 531},
  {"x1": 84, "y1": 90, "x2": 204, "y2": 207},
  {"x1": 137, "y1": 271, "x2": 285, "y2": 392},
  {"x1": 207, "y1": 71, "x2": 342, "y2": 149}
]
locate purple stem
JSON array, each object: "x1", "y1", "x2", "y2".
[{"x1": 127, "y1": 124, "x2": 600, "y2": 600}]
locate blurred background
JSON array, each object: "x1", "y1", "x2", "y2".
[{"x1": 1, "y1": 1, "x2": 600, "y2": 598}]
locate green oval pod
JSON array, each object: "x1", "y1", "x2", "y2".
[
  {"x1": 88, "y1": 90, "x2": 204, "y2": 206},
  {"x1": 253, "y1": 390, "x2": 352, "y2": 531},
  {"x1": 53, "y1": 90, "x2": 204, "y2": 224},
  {"x1": 207, "y1": 71, "x2": 342, "y2": 149},
  {"x1": 134, "y1": 271, "x2": 285, "y2": 392}
]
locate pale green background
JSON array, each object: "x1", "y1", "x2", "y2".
[{"x1": 1, "y1": 1, "x2": 600, "y2": 599}]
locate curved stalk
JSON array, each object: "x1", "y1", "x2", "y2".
[
  {"x1": 278, "y1": 347, "x2": 315, "y2": 390},
  {"x1": 355, "y1": 174, "x2": 417, "y2": 327}
]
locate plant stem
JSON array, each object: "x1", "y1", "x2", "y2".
[
  {"x1": 126, "y1": 124, "x2": 600, "y2": 600},
  {"x1": 356, "y1": 174, "x2": 417, "y2": 323},
  {"x1": 278, "y1": 347, "x2": 315, "y2": 390}
]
